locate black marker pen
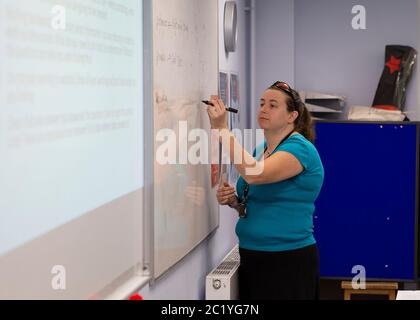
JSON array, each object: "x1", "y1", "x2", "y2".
[{"x1": 202, "y1": 100, "x2": 238, "y2": 114}]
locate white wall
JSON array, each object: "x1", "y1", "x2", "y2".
[
  {"x1": 252, "y1": 0, "x2": 295, "y2": 129},
  {"x1": 220, "y1": 0, "x2": 251, "y2": 132},
  {"x1": 295, "y1": 0, "x2": 418, "y2": 119},
  {"x1": 253, "y1": 0, "x2": 419, "y2": 120},
  {"x1": 139, "y1": 0, "x2": 248, "y2": 299}
]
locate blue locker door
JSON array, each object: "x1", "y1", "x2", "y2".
[{"x1": 314, "y1": 122, "x2": 418, "y2": 280}]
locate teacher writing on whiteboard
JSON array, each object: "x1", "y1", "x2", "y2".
[{"x1": 206, "y1": 81, "x2": 324, "y2": 300}]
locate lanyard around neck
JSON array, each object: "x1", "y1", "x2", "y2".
[
  {"x1": 242, "y1": 130, "x2": 296, "y2": 200},
  {"x1": 263, "y1": 130, "x2": 295, "y2": 159}
]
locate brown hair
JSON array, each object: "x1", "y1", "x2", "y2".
[
  {"x1": 286, "y1": 89, "x2": 315, "y2": 143},
  {"x1": 269, "y1": 85, "x2": 315, "y2": 143}
]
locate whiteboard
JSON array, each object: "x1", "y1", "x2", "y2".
[{"x1": 152, "y1": 0, "x2": 219, "y2": 278}]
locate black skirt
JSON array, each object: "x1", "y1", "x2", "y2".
[{"x1": 238, "y1": 244, "x2": 320, "y2": 300}]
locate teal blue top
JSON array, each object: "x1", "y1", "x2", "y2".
[{"x1": 235, "y1": 133, "x2": 324, "y2": 252}]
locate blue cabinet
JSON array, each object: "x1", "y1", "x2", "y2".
[{"x1": 314, "y1": 121, "x2": 419, "y2": 281}]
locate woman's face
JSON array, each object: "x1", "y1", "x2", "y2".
[{"x1": 257, "y1": 89, "x2": 298, "y2": 131}]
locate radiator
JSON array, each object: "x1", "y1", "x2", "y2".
[{"x1": 205, "y1": 245, "x2": 240, "y2": 300}]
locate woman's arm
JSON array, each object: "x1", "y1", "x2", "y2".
[
  {"x1": 207, "y1": 96, "x2": 304, "y2": 185},
  {"x1": 219, "y1": 129, "x2": 304, "y2": 185}
]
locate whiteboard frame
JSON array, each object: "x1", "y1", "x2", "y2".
[
  {"x1": 96, "y1": 0, "x2": 155, "y2": 299},
  {"x1": 96, "y1": 0, "x2": 155, "y2": 297},
  {"x1": 142, "y1": 0, "x2": 155, "y2": 282}
]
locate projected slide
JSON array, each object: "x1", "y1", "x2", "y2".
[{"x1": 0, "y1": 0, "x2": 143, "y2": 255}]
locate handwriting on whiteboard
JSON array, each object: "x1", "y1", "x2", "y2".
[
  {"x1": 156, "y1": 52, "x2": 183, "y2": 68},
  {"x1": 157, "y1": 17, "x2": 189, "y2": 33}
]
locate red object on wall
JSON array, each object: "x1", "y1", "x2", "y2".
[
  {"x1": 385, "y1": 55, "x2": 401, "y2": 74},
  {"x1": 372, "y1": 45, "x2": 417, "y2": 112}
]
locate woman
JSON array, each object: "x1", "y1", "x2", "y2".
[{"x1": 207, "y1": 81, "x2": 324, "y2": 300}]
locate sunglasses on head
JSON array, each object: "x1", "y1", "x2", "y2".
[{"x1": 270, "y1": 81, "x2": 296, "y2": 104}]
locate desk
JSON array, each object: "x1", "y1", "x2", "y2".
[{"x1": 341, "y1": 281, "x2": 398, "y2": 300}]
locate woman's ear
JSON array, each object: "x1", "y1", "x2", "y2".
[{"x1": 288, "y1": 111, "x2": 299, "y2": 123}]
